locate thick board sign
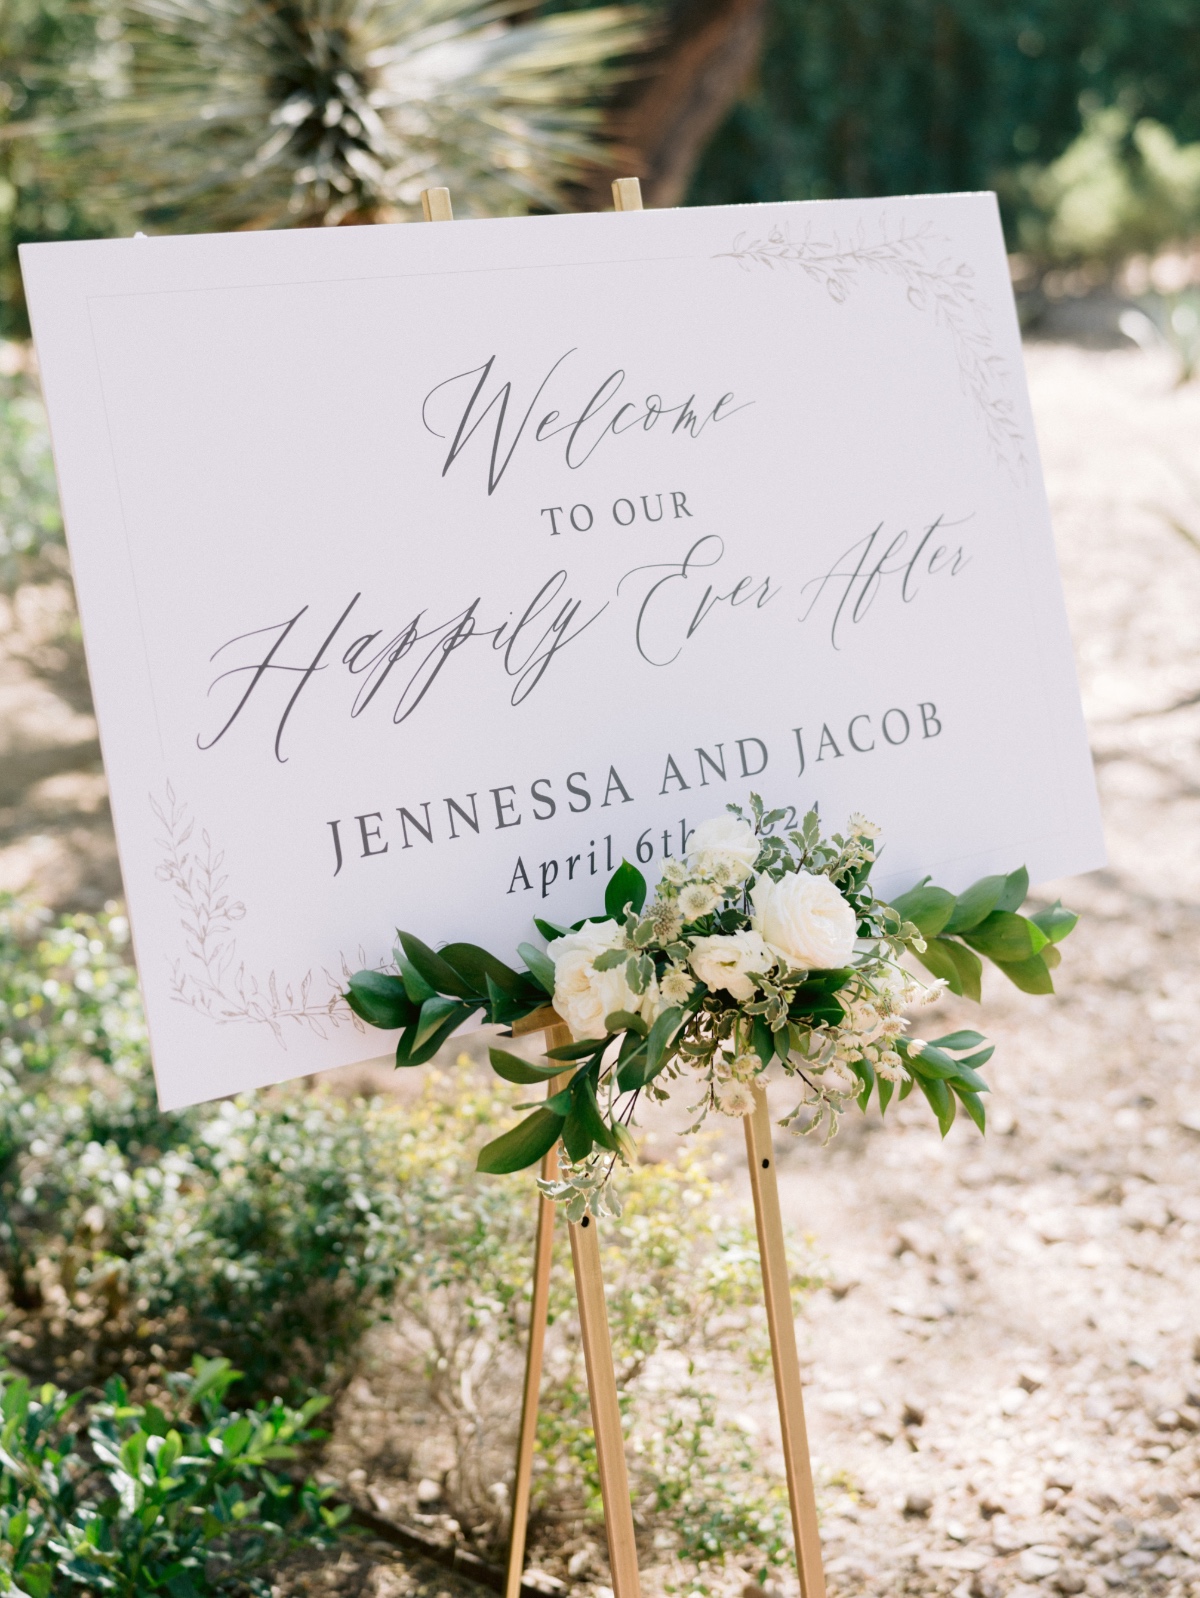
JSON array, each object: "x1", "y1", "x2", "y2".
[{"x1": 21, "y1": 193, "x2": 1104, "y2": 1108}]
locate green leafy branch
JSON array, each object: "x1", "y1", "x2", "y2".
[
  {"x1": 345, "y1": 935, "x2": 553, "y2": 1067},
  {"x1": 890, "y1": 866, "x2": 1078, "y2": 1000},
  {"x1": 343, "y1": 805, "x2": 1080, "y2": 1205}
]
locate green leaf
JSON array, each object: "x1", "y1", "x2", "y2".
[
  {"x1": 485, "y1": 974, "x2": 548, "y2": 1025},
  {"x1": 887, "y1": 880, "x2": 957, "y2": 938},
  {"x1": 561, "y1": 1112, "x2": 594, "y2": 1162},
  {"x1": 187, "y1": 1356, "x2": 239, "y2": 1406},
  {"x1": 605, "y1": 860, "x2": 647, "y2": 919},
  {"x1": 904, "y1": 1042, "x2": 962, "y2": 1080},
  {"x1": 398, "y1": 1000, "x2": 477, "y2": 1065},
  {"x1": 952, "y1": 1084, "x2": 987, "y2": 1133},
  {"x1": 791, "y1": 968, "x2": 854, "y2": 998},
  {"x1": 488, "y1": 1047, "x2": 569, "y2": 1084},
  {"x1": 918, "y1": 1075, "x2": 956, "y2": 1136},
  {"x1": 141, "y1": 1401, "x2": 169, "y2": 1438},
  {"x1": 751, "y1": 1014, "x2": 775, "y2": 1067},
  {"x1": 925, "y1": 1030, "x2": 986, "y2": 1051},
  {"x1": 563, "y1": 1075, "x2": 618, "y2": 1161},
  {"x1": 219, "y1": 1417, "x2": 253, "y2": 1458},
  {"x1": 961, "y1": 910, "x2": 1049, "y2": 963},
  {"x1": 993, "y1": 951, "x2": 1055, "y2": 995},
  {"x1": 852, "y1": 1054, "x2": 875, "y2": 1112},
  {"x1": 398, "y1": 932, "x2": 477, "y2": 999},
  {"x1": 943, "y1": 874, "x2": 1007, "y2": 934},
  {"x1": 592, "y1": 947, "x2": 629, "y2": 972},
  {"x1": 916, "y1": 936, "x2": 983, "y2": 1002},
  {"x1": 605, "y1": 1009, "x2": 648, "y2": 1037},
  {"x1": 534, "y1": 917, "x2": 571, "y2": 941},
  {"x1": 20, "y1": 1566, "x2": 53, "y2": 1598},
  {"x1": 950, "y1": 1061, "x2": 989, "y2": 1092},
  {"x1": 545, "y1": 1037, "x2": 607, "y2": 1060},
  {"x1": 644, "y1": 1006, "x2": 684, "y2": 1079},
  {"x1": 994, "y1": 865, "x2": 1029, "y2": 913},
  {"x1": 413, "y1": 994, "x2": 467, "y2": 1051},
  {"x1": 395, "y1": 946, "x2": 437, "y2": 1005},
  {"x1": 878, "y1": 1075, "x2": 895, "y2": 1116},
  {"x1": 346, "y1": 970, "x2": 418, "y2": 1031},
  {"x1": 1029, "y1": 901, "x2": 1078, "y2": 944},
  {"x1": 790, "y1": 993, "x2": 846, "y2": 1027},
  {"x1": 961, "y1": 1045, "x2": 995, "y2": 1069},
  {"x1": 439, "y1": 943, "x2": 524, "y2": 998},
  {"x1": 476, "y1": 1108, "x2": 565, "y2": 1174},
  {"x1": 517, "y1": 942, "x2": 556, "y2": 997},
  {"x1": 615, "y1": 1043, "x2": 649, "y2": 1094}
]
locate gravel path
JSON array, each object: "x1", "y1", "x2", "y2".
[{"x1": 754, "y1": 341, "x2": 1200, "y2": 1598}]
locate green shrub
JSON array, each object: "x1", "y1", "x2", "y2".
[
  {"x1": 1008, "y1": 106, "x2": 1200, "y2": 269},
  {"x1": 691, "y1": 0, "x2": 1200, "y2": 256},
  {"x1": 0, "y1": 1355, "x2": 345, "y2": 1597},
  {"x1": 0, "y1": 899, "x2": 412, "y2": 1399},
  {"x1": 0, "y1": 370, "x2": 64, "y2": 593}
]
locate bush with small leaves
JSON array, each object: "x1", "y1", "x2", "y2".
[
  {"x1": 0, "y1": 898, "x2": 412, "y2": 1399},
  {"x1": 0, "y1": 1355, "x2": 345, "y2": 1597}
]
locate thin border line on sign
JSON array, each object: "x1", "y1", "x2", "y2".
[{"x1": 85, "y1": 299, "x2": 168, "y2": 764}]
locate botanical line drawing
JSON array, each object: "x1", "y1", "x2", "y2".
[
  {"x1": 716, "y1": 218, "x2": 1028, "y2": 473},
  {"x1": 151, "y1": 784, "x2": 365, "y2": 1045}
]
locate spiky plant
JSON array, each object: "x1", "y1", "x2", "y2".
[{"x1": 14, "y1": 0, "x2": 648, "y2": 230}]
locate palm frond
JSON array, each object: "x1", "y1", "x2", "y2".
[{"x1": 11, "y1": 0, "x2": 650, "y2": 230}]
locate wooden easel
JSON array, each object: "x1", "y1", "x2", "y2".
[{"x1": 418, "y1": 178, "x2": 825, "y2": 1598}]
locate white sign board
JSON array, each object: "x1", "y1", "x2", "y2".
[{"x1": 22, "y1": 193, "x2": 1104, "y2": 1109}]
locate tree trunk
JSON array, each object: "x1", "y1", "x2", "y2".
[{"x1": 594, "y1": 0, "x2": 767, "y2": 210}]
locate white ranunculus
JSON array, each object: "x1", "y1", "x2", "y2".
[
  {"x1": 715, "y1": 1079, "x2": 756, "y2": 1117},
  {"x1": 686, "y1": 814, "x2": 760, "y2": 885},
  {"x1": 688, "y1": 929, "x2": 773, "y2": 1001},
  {"x1": 750, "y1": 870, "x2": 858, "y2": 970},
  {"x1": 660, "y1": 965, "x2": 696, "y2": 1006},
  {"x1": 549, "y1": 920, "x2": 640, "y2": 1041},
  {"x1": 678, "y1": 880, "x2": 722, "y2": 921}
]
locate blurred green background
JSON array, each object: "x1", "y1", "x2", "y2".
[{"x1": 3, "y1": 0, "x2": 1200, "y2": 341}]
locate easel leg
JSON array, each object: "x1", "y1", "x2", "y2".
[
  {"x1": 569, "y1": 1212, "x2": 641, "y2": 1598},
  {"x1": 744, "y1": 1083, "x2": 826, "y2": 1598},
  {"x1": 504, "y1": 1026, "x2": 640, "y2": 1598},
  {"x1": 505, "y1": 1080, "x2": 568, "y2": 1598}
]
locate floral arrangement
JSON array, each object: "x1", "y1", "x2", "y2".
[{"x1": 345, "y1": 797, "x2": 1077, "y2": 1217}]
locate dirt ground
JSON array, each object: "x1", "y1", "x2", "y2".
[{"x1": 2, "y1": 333, "x2": 1199, "y2": 1598}]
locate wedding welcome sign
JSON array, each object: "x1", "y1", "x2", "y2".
[{"x1": 21, "y1": 193, "x2": 1104, "y2": 1109}]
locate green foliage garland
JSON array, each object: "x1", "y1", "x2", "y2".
[{"x1": 346, "y1": 796, "x2": 1077, "y2": 1215}]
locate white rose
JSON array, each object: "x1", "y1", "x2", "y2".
[
  {"x1": 688, "y1": 930, "x2": 773, "y2": 1001},
  {"x1": 549, "y1": 920, "x2": 641, "y2": 1041},
  {"x1": 750, "y1": 870, "x2": 858, "y2": 970},
  {"x1": 686, "y1": 814, "x2": 760, "y2": 886}
]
